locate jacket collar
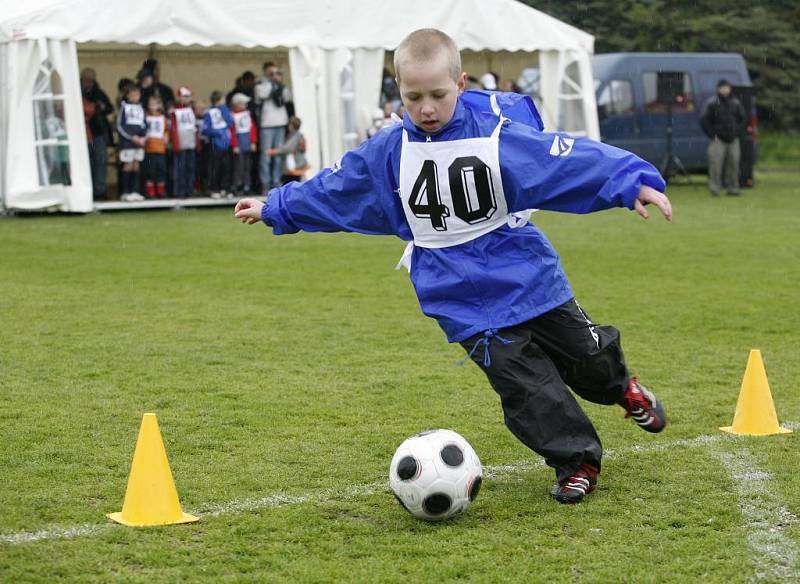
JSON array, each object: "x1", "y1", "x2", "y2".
[{"x1": 402, "y1": 98, "x2": 467, "y2": 142}]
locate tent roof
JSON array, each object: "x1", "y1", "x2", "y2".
[{"x1": 0, "y1": 0, "x2": 594, "y2": 53}]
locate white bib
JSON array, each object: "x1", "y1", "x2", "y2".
[
  {"x1": 233, "y1": 110, "x2": 252, "y2": 134},
  {"x1": 209, "y1": 108, "x2": 228, "y2": 130},
  {"x1": 146, "y1": 114, "x2": 165, "y2": 138},
  {"x1": 123, "y1": 103, "x2": 145, "y2": 127},
  {"x1": 175, "y1": 108, "x2": 196, "y2": 131},
  {"x1": 398, "y1": 118, "x2": 508, "y2": 249}
]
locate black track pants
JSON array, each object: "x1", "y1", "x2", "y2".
[{"x1": 459, "y1": 298, "x2": 630, "y2": 482}]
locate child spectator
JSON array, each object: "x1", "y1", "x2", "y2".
[
  {"x1": 268, "y1": 116, "x2": 309, "y2": 183},
  {"x1": 235, "y1": 29, "x2": 672, "y2": 505},
  {"x1": 143, "y1": 95, "x2": 169, "y2": 198},
  {"x1": 230, "y1": 93, "x2": 258, "y2": 195},
  {"x1": 202, "y1": 91, "x2": 235, "y2": 198},
  {"x1": 170, "y1": 86, "x2": 198, "y2": 198},
  {"x1": 116, "y1": 85, "x2": 146, "y2": 201}
]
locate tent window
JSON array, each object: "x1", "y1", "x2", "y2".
[
  {"x1": 558, "y1": 61, "x2": 586, "y2": 134},
  {"x1": 33, "y1": 61, "x2": 71, "y2": 186}
]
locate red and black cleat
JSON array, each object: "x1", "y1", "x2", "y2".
[
  {"x1": 550, "y1": 463, "x2": 598, "y2": 504},
  {"x1": 622, "y1": 377, "x2": 667, "y2": 433}
]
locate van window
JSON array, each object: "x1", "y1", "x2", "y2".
[
  {"x1": 698, "y1": 71, "x2": 741, "y2": 94},
  {"x1": 596, "y1": 80, "x2": 634, "y2": 120},
  {"x1": 643, "y1": 71, "x2": 694, "y2": 113}
]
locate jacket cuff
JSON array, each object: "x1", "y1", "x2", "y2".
[{"x1": 260, "y1": 191, "x2": 275, "y2": 226}]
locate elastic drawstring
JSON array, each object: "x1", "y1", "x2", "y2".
[{"x1": 456, "y1": 329, "x2": 513, "y2": 368}]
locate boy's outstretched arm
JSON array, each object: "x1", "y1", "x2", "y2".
[
  {"x1": 235, "y1": 139, "x2": 398, "y2": 236},
  {"x1": 501, "y1": 122, "x2": 672, "y2": 221}
]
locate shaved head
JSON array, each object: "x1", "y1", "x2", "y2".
[{"x1": 394, "y1": 28, "x2": 461, "y2": 83}]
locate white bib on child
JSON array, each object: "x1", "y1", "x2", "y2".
[
  {"x1": 209, "y1": 108, "x2": 228, "y2": 130},
  {"x1": 123, "y1": 102, "x2": 145, "y2": 127},
  {"x1": 398, "y1": 117, "x2": 509, "y2": 249},
  {"x1": 233, "y1": 110, "x2": 252, "y2": 134},
  {"x1": 146, "y1": 114, "x2": 165, "y2": 138},
  {"x1": 175, "y1": 107, "x2": 196, "y2": 131}
]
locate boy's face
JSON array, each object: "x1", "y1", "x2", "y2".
[
  {"x1": 127, "y1": 89, "x2": 141, "y2": 103},
  {"x1": 398, "y1": 51, "x2": 465, "y2": 133},
  {"x1": 148, "y1": 97, "x2": 161, "y2": 112}
]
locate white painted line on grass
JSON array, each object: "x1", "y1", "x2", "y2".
[
  {"x1": 0, "y1": 425, "x2": 793, "y2": 546},
  {"x1": 709, "y1": 446, "x2": 799, "y2": 582},
  {"x1": 0, "y1": 524, "x2": 107, "y2": 546}
]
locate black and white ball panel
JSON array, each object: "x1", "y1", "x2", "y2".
[
  {"x1": 396, "y1": 456, "x2": 419, "y2": 481},
  {"x1": 440, "y1": 443, "x2": 464, "y2": 467}
]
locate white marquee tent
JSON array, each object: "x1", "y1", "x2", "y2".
[{"x1": 0, "y1": 0, "x2": 599, "y2": 213}]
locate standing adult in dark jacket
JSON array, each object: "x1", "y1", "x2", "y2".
[
  {"x1": 81, "y1": 68, "x2": 114, "y2": 200},
  {"x1": 139, "y1": 59, "x2": 175, "y2": 113},
  {"x1": 700, "y1": 79, "x2": 746, "y2": 196}
]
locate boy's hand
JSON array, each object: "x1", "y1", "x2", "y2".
[
  {"x1": 234, "y1": 198, "x2": 264, "y2": 225},
  {"x1": 634, "y1": 185, "x2": 672, "y2": 221}
]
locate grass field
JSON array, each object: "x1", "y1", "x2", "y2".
[{"x1": 1, "y1": 172, "x2": 799, "y2": 582}]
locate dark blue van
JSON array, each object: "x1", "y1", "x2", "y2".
[{"x1": 592, "y1": 53, "x2": 756, "y2": 177}]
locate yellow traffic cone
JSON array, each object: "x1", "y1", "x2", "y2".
[
  {"x1": 108, "y1": 413, "x2": 199, "y2": 526},
  {"x1": 720, "y1": 350, "x2": 792, "y2": 436}
]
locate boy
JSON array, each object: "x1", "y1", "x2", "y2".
[
  {"x1": 202, "y1": 90, "x2": 235, "y2": 198},
  {"x1": 170, "y1": 86, "x2": 198, "y2": 198},
  {"x1": 235, "y1": 29, "x2": 672, "y2": 504},
  {"x1": 230, "y1": 93, "x2": 258, "y2": 195},
  {"x1": 116, "y1": 85, "x2": 147, "y2": 202},
  {"x1": 143, "y1": 95, "x2": 169, "y2": 198}
]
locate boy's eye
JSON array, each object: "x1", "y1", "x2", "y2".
[{"x1": 406, "y1": 95, "x2": 420, "y2": 102}]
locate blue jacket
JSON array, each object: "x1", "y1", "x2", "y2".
[
  {"x1": 202, "y1": 104, "x2": 234, "y2": 150},
  {"x1": 260, "y1": 91, "x2": 665, "y2": 342}
]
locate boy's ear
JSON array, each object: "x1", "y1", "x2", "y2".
[{"x1": 457, "y1": 72, "x2": 467, "y2": 95}]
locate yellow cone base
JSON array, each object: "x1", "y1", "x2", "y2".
[
  {"x1": 719, "y1": 425, "x2": 792, "y2": 437},
  {"x1": 107, "y1": 511, "x2": 198, "y2": 527},
  {"x1": 108, "y1": 413, "x2": 199, "y2": 527},
  {"x1": 720, "y1": 349, "x2": 792, "y2": 437}
]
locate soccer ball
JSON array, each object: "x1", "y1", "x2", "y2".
[{"x1": 389, "y1": 429, "x2": 482, "y2": 521}]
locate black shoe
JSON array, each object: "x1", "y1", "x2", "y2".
[
  {"x1": 621, "y1": 377, "x2": 666, "y2": 433},
  {"x1": 550, "y1": 464, "x2": 598, "y2": 504}
]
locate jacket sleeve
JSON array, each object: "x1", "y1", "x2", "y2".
[
  {"x1": 98, "y1": 89, "x2": 114, "y2": 116},
  {"x1": 260, "y1": 138, "x2": 395, "y2": 236},
  {"x1": 273, "y1": 132, "x2": 300, "y2": 155},
  {"x1": 116, "y1": 108, "x2": 133, "y2": 141},
  {"x1": 500, "y1": 121, "x2": 666, "y2": 214},
  {"x1": 169, "y1": 112, "x2": 178, "y2": 146},
  {"x1": 700, "y1": 98, "x2": 715, "y2": 138},
  {"x1": 201, "y1": 112, "x2": 211, "y2": 137}
]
